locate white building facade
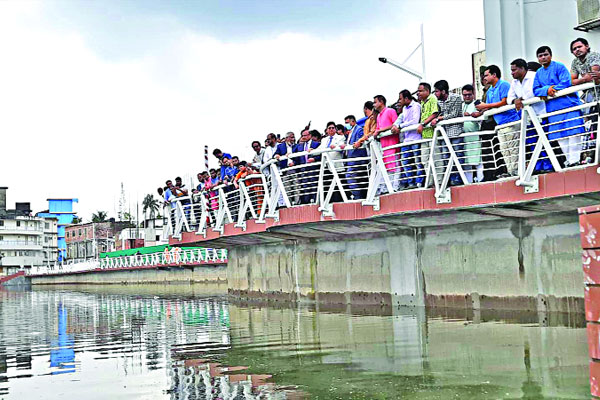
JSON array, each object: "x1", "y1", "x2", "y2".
[
  {"x1": 0, "y1": 216, "x2": 46, "y2": 275},
  {"x1": 0, "y1": 187, "x2": 59, "y2": 275}
]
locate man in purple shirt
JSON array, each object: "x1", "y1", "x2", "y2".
[{"x1": 391, "y1": 90, "x2": 422, "y2": 189}]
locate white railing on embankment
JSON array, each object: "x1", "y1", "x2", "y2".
[{"x1": 27, "y1": 247, "x2": 228, "y2": 276}]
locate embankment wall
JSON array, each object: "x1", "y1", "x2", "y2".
[
  {"x1": 228, "y1": 213, "x2": 584, "y2": 313},
  {"x1": 30, "y1": 265, "x2": 227, "y2": 285}
]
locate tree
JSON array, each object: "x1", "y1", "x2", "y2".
[
  {"x1": 91, "y1": 211, "x2": 108, "y2": 223},
  {"x1": 142, "y1": 194, "x2": 160, "y2": 221}
]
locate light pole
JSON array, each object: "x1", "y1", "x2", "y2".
[
  {"x1": 378, "y1": 57, "x2": 423, "y2": 80},
  {"x1": 379, "y1": 23, "x2": 426, "y2": 82}
]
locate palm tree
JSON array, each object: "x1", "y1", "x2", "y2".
[
  {"x1": 142, "y1": 194, "x2": 160, "y2": 221},
  {"x1": 91, "y1": 211, "x2": 108, "y2": 223}
]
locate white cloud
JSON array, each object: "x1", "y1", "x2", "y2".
[{"x1": 0, "y1": 1, "x2": 483, "y2": 220}]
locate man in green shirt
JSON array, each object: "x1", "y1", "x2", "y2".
[{"x1": 417, "y1": 82, "x2": 440, "y2": 186}]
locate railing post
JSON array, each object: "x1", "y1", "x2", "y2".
[
  {"x1": 213, "y1": 187, "x2": 233, "y2": 234},
  {"x1": 235, "y1": 180, "x2": 252, "y2": 230},
  {"x1": 195, "y1": 192, "x2": 213, "y2": 237},
  {"x1": 517, "y1": 105, "x2": 562, "y2": 188},
  {"x1": 363, "y1": 140, "x2": 394, "y2": 208},
  {"x1": 433, "y1": 125, "x2": 469, "y2": 203},
  {"x1": 257, "y1": 174, "x2": 270, "y2": 223},
  {"x1": 318, "y1": 152, "x2": 348, "y2": 216},
  {"x1": 172, "y1": 197, "x2": 191, "y2": 238},
  {"x1": 265, "y1": 163, "x2": 288, "y2": 219},
  {"x1": 517, "y1": 109, "x2": 529, "y2": 179}
]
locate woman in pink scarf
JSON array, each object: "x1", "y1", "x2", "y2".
[{"x1": 372, "y1": 95, "x2": 400, "y2": 185}]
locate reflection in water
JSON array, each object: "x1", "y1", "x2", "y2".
[
  {"x1": 0, "y1": 285, "x2": 591, "y2": 399},
  {"x1": 49, "y1": 303, "x2": 75, "y2": 374}
]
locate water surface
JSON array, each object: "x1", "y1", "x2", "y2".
[{"x1": 0, "y1": 284, "x2": 590, "y2": 399}]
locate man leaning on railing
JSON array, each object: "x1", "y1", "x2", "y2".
[
  {"x1": 533, "y1": 45, "x2": 586, "y2": 167},
  {"x1": 432, "y1": 80, "x2": 465, "y2": 186},
  {"x1": 274, "y1": 131, "x2": 298, "y2": 205},
  {"x1": 476, "y1": 65, "x2": 521, "y2": 179},
  {"x1": 316, "y1": 122, "x2": 346, "y2": 202},
  {"x1": 571, "y1": 37, "x2": 600, "y2": 164},
  {"x1": 416, "y1": 83, "x2": 439, "y2": 188},
  {"x1": 507, "y1": 58, "x2": 550, "y2": 173},
  {"x1": 344, "y1": 114, "x2": 368, "y2": 199},
  {"x1": 391, "y1": 90, "x2": 422, "y2": 189},
  {"x1": 461, "y1": 84, "x2": 483, "y2": 183},
  {"x1": 294, "y1": 127, "x2": 320, "y2": 204}
]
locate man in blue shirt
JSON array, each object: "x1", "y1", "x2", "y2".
[
  {"x1": 476, "y1": 65, "x2": 521, "y2": 178},
  {"x1": 534, "y1": 45, "x2": 585, "y2": 167},
  {"x1": 293, "y1": 129, "x2": 320, "y2": 204},
  {"x1": 213, "y1": 148, "x2": 232, "y2": 183},
  {"x1": 344, "y1": 115, "x2": 368, "y2": 199}
]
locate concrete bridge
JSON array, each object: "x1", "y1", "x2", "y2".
[{"x1": 168, "y1": 83, "x2": 600, "y2": 313}]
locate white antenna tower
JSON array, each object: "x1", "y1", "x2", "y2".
[{"x1": 118, "y1": 182, "x2": 126, "y2": 221}]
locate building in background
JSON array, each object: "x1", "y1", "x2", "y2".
[
  {"x1": 0, "y1": 187, "x2": 59, "y2": 275},
  {"x1": 483, "y1": 0, "x2": 600, "y2": 75},
  {"x1": 37, "y1": 198, "x2": 78, "y2": 262},
  {"x1": 42, "y1": 218, "x2": 58, "y2": 266},
  {"x1": 65, "y1": 221, "x2": 129, "y2": 262},
  {"x1": 115, "y1": 216, "x2": 167, "y2": 250}
]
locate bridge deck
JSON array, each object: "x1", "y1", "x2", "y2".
[{"x1": 171, "y1": 165, "x2": 600, "y2": 248}]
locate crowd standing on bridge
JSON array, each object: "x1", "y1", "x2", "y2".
[{"x1": 160, "y1": 38, "x2": 600, "y2": 228}]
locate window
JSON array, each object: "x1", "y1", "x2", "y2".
[
  {"x1": 16, "y1": 221, "x2": 20, "y2": 227},
  {"x1": 156, "y1": 235, "x2": 160, "y2": 241},
  {"x1": 45, "y1": 222, "x2": 49, "y2": 229},
  {"x1": 78, "y1": 229, "x2": 81, "y2": 236},
  {"x1": 0, "y1": 235, "x2": 3, "y2": 241},
  {"x1": 0, "y1": 221, "x2": 3, "y2": 226}
]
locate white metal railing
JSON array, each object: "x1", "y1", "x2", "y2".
[
  {"x1": 167, "y1": 82, "x2": 600, "y2": 238},
  {"x1": 27, "y1": 247, "x2": 228, "y2": 276}
]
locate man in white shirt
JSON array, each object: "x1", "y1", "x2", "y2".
[
  {"x1": 507, "y1": 58, "x2": 546, "y2": 116},
  {"x1": 507, "y1": 58, "x2": 550, "y2": 172},
  {"x1": 315, "y1": 122, "x2": 346, "y2": 202},
  {"x1": 261, "y1": 133, "x2": 278, "y2": 176},
  {"x1": 250, "y1": 141, "x2": 265, "y2": 169}
]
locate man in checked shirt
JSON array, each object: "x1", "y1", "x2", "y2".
[{"x1": 431, "y1": 80, "x2": 465, "y2": 186}]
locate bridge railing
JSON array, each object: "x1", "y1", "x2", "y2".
[
  {"x1": 28, "y1": 248, "x2": 228, "y2": 275},
  {"x1": 167, "y1": 82, "x2": 600, "y2": 238},
  {"x1": 29, "y1": 259, "x2": 100, "y2": 276}
]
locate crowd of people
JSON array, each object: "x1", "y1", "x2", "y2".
[{"x1": 159, "y1": 38, "x2": 599, "y2": 224}]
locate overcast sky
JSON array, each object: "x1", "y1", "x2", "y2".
[{"x1": 0, "y1": 0, "x2": 484, "y2": 221}]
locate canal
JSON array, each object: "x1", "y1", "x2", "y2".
[{"x1": 0, "y1": 284, "x2": 590, "y2": 399}]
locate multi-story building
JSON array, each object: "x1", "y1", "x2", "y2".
[
  {"x1": 65, "y1": 221, "x2": 131, "y2": 261},
  {"x1": 37, "y1": 198, "x2": 78, "y2": 262},
  {"x1": 42, "y1": 218, "x2": 58, "y2": 266},
  {"x1": 114, "y1": 217, "x2": 167, "y2": 251},
  {"x1": 0, "y1": 187, "x2": 53, "y2": 275}
]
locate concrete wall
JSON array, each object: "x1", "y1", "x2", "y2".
[
  {"x1": 31, "y1": 265, "x2": 227, "y2": 285},
  {"x1": 483, "y1": 0, "x2": 600, "y2": 74},
  {"x1": 228, "y1": 213, "x2": 584, "y2": 313},
  {"x1": 228, "y1": 230, "x2": 423, "y2": 308}
]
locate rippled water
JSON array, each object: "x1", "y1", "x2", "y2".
[{"x1": 0, "y1": 284, "x2": 590, "y2": 399}]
